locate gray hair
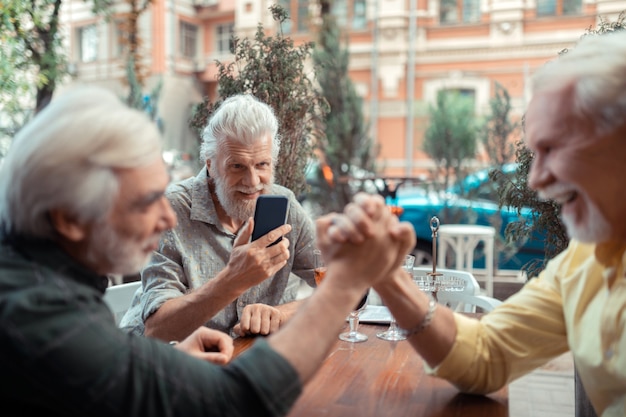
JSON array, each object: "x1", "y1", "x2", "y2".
[
  {"x1": 199, "y1": 94, "x2": 281, "y2": 164},
  {"x1": 531, "y1": 30, "x2": 626, "y2": 136},
  {"x1": 0, "y1": 85, "x2": 163, "y2": 238}
]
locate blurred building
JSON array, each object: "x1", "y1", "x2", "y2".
[{"x1": 60, "y1": 0, "x2": 626, "y2": 176}]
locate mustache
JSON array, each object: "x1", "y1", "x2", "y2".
[
  {"x1": 232, "y1": 184, "x2": 269, "y2": 194},
  {"x1": 536, "y1": 183, "x2": 575, "y2": 201}
]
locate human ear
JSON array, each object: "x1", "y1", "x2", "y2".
[{"x1": 49, "y1": 209, "x2": 88, "y2": 242}]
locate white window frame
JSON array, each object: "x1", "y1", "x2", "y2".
[
  {"x1": 78, "y1": 24, "x2": 98, "y2": 63},
  {"x1": 180, "y1": 21, "x2": 198, "y2": 59},
  {"x1": 216, "y1": 23, "x2": 234, "y2": 54}
]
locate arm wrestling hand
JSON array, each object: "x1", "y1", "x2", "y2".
[
  {"x1": 225, "y1": 219, "x2": 292, "y2": 290},
  {"x1": 175, "y1": 327, "x2": 234, "y2": 365},
  {"x1": 316, "y1": 195, "x2": 416, "y2": 288},
  {"x1": 233, "y1": 303, "x2": 285, "y2": 337}
]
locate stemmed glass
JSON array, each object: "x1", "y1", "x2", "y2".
[
  {"x1": 315, "y1": 249, "x2": 369, "y2": 343},
  {"x1": 339, "y1": 290, "x2": 369, "y2": 343},
  {"x1": 376, "y1": 254, "x2": 415, "y2": 341},
  {"x1": 313, "y1": 249, "x2": 326, "y2": 286}
]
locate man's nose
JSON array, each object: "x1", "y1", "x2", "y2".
[
  {"x1": 242, "y1": 168, "x2": 260, "y2": 187},
  {"x1": 528, "y1": 156, "x2": 550, "y2": 191}
]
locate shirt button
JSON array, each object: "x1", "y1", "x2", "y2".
[{"x1": 605, "y1": 348, "x2": 614, "y2": 360}]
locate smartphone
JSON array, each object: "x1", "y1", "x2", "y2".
[{"x1": 251, "y1": 195, "x2": 290, "y2": 246}]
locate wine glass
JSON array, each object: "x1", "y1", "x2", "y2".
[
  {"x1": 376, "y1": 254, "x2": 415, "y2": 341},
  {"x1": 339, "y1": 290, "x2": 370, "y2": 343},
  {"x1": 313, "y1": 249, "x2": 326, "y2": 285},
  {"x1": 315, "y1": 249, "x2": 369, "y2": 342}
]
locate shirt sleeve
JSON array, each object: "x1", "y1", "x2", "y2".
[
  {"x1": 6, "y1": 283, "x2": 302, "y2": 417},
  {"x1": 287, "y1": 195, "x2": 317, "y2": 289},
  {"x1": 430, "y1": 248, "x2": 572, "y2": 394},
  {"x1": 118, "y1": 228, "x2": 189, "y2": 334}
]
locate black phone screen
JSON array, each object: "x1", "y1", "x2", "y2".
[{"x1": 251, "y1": 195, "x2": 289, "y2": 246}]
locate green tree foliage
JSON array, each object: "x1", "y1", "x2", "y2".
[
  {"x1": 310, "y1": 1, "x2": 378, "y2": 212},
  {"x1": 491, "y1": 140, "x2": 569, "y2": 277},
  {"x1": 424, "y1": 90, "x2": 478, "y2": 192},
  {"x1": 90, "y1": 0, "x2": 154, "y2": 103},
  {"x1": 481, "y1": 82, "x2": 519, "y2": 167},
  {"x1": 0, "y1": 0, "x2": 66, "y2": 154},
  {"x1": 189, "y1": 5, "x2": 328, "y2": 197},
  {"x1": 0, "y1": 0, "x2": 65, "y2": 114},
  {"x1": 0, "y1": 40, "x2": 32, "y2": 153},
  {"x1": 125, "y1": 58, "x2": 163, "y2": 131},
  {"x1": 491, "y1": 12, "x2": 626, "y2": 277}
]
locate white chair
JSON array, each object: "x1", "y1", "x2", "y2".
[
  {"x1": 413, "y1": 267, "x2": 502, "y2": 313},
  {"x1": 103, "y1": 281, "x2": 141, "y2": 325},
  {"x1": 437, "y1": 224, "x2": 496, "y2": 297}
]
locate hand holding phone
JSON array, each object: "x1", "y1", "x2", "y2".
[{"x1": 251, "y1": 195, "x2": 289, "y2": 247}]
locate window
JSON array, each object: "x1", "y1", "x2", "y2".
[
  {"x1": 538, "y1": 0, "x2": 582, "y2": 16},
  {"x1": 536, "y1": 0, "x2": 582, "y2": 16},
  {"x1": 114, "y1": 20, "x2": 128, "y2": 58},
  {"x1": 216, "y1": 23, "x2": 234, "y2": 54},
  {"x1": 277, "y1": 0, "x2": 308, "y2": 33},
  {"x1": 352, "y1": 0, "x2": 367, "y2": 29},
  {"x1": 180, "y1": 21, "x2": 198, "y2": 59},
  {"x1": 440, "y1": 0, "x2": 480, "y2": 24},
  {"x1": 562, "y1": 0, "x2": 582, "y2": 15},
  {"x1": 78, "y1": 24, "x2": 98, "y2": 63},
  {"x1": 331, "y1": 0, "x2": 367, "y2": 29},
  {"x1": 332, "y1": 0, "x2": 348, "y2": 27},
  {"x1": 278, "y1": 0, "x2": 293, "y2": 34},
  {"x1": 441, "y1": 88, "x2": 476, "y2": 112},
  {"x1": 296, "y1": 0, "x2": 308, "y2": 32},
  {"x1": 449, "y1": 88, "x2": 475, "y2": 101}
]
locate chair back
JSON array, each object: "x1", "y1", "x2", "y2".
[
  {"x1": 413, "y1": 267, "x2": 502, "y2": 313},
  {"x1": 103, "y1": 281, "x2": 141, "y2": 325}
]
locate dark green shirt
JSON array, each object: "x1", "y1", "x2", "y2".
[{"x1": 0, "y1": 235, "x2": 301, "y2": 416}]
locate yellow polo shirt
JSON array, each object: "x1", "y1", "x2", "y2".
[{"x1": 433, "y1": 240, "x2": 626, "y2": 417}]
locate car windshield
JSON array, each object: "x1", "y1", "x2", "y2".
[{"x1": 448, "y1": 163, "x2": 518, "y2": 202}]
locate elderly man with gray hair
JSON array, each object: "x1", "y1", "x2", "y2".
[
  {"x1": 121, "y1": 94, "x2": 317, "y2": 340},
  {"x1": 0, "y1": 85, "x2": 415, "y2": 416},
  {"x1": 331, "y1": 31, "x2": 626, "y2": 417}
]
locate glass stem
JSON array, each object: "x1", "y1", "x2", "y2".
[
  {"x1": 348, "y1": 312, "x2": 359, "y2": 335},
  {"x1": 388, "y1": 317, "x2": 398, "y2": 333}
]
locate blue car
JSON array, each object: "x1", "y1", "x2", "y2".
[{"x1": 394, "y1": 164, "x2": 546, "y2": 271}]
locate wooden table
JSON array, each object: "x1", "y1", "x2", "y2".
[{"x1": 234, "y1": 323, "x2": 508, "y2": 417}]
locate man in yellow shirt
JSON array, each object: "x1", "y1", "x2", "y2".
[{"x1": 330, "y1": 31, "x2": 626, "y2": 416}]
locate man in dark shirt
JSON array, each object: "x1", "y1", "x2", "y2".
[{"x1": 0, "y1": 86, "x2": 414, "y2": 416}]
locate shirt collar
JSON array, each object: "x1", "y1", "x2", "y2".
[
  {"x1": 190, "y1": 166, "x2": 221, "y2": 226},
  {"x1": 594, "y1": 240, "x2": 626, "y2": 287},
  {"x1": 594, "y1": 240, "x2": 626, "y2": 268}
]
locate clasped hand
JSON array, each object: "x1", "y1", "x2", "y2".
[{"x1": 316, "y1": 193, "x2": 416, "y2": 288}]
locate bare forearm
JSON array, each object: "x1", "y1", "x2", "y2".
[
  {"x1": 274, "y1": 299, "x2": 303, "y2": 321},
  {"x1": 144, "y1": 269, "x2": 244, "y2": 341},
  {"x1": 375, "y1": 269, "x2": 457, "y2": 367},
  {"x1": 267, "y1": 262, "x2": 367, "y2": 384}
]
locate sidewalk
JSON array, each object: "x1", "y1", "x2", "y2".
[{"x1": 509, "y1": 352, "x2": 576, "y2": 417}]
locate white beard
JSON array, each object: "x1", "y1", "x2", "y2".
[
  {"x1": 210, "y1": 166, "x2": 273, "y2": 223},
  {"x1": 561, "y1": 202, "x2": 612, "y2": 243},
  {"x1": 85, "y1": 219, "x2": 158, "y2": 276}
]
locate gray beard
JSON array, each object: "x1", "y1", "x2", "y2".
[
  {"x1": 212, "y1": 171, "x2": 273, "y2": 223},
  {"x1": 85, "y1": 219, "x2": 154, "y2": 276}
]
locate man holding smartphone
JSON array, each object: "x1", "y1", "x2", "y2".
[
  {"x1": 0, "y1": 85, "x2": 415, "y2": 416},
  {"x1": 121, "y1": 94, "x2": 317, "y2": 341}
]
